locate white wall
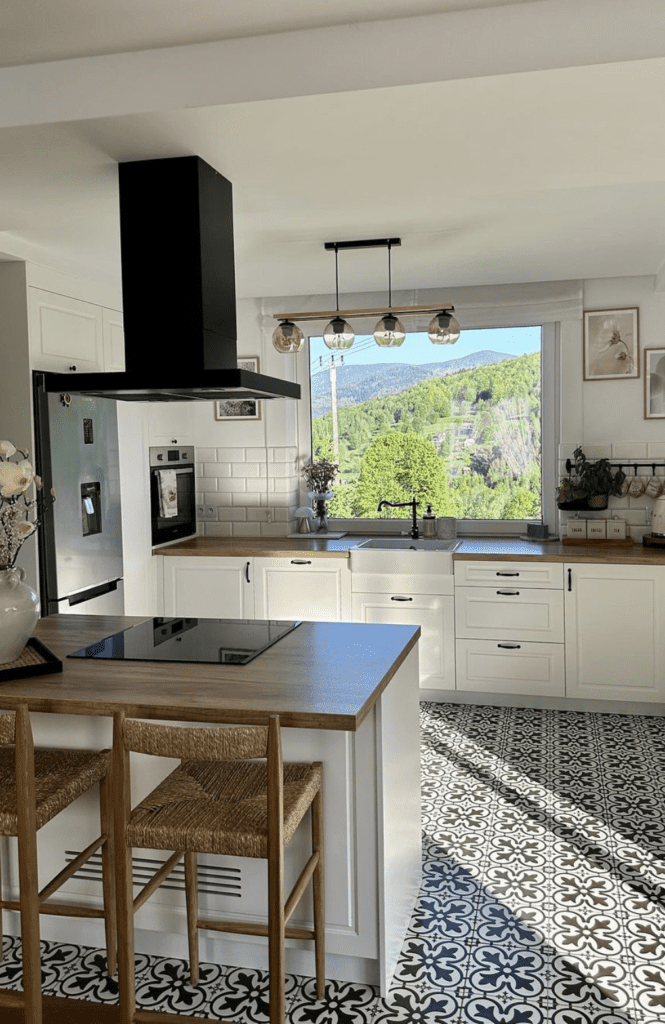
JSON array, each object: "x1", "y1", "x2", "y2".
[{"x1": 559, "y1": 275, "x2": 665, "y2": 541}]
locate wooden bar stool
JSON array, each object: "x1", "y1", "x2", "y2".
[
  {"x1": 113, "y1": 712, "x2": 325, "y2": 1024},
  {"x1": 0, "y1": 703, "x2": 116, "y2": 1024}
]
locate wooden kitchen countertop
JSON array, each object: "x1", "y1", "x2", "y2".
[
  {"x1": 157, "y1": 533, "x2": 665, "y2": 565},
  {"x1": 157, "y1": 536, "x2": 358, "y2": 558},
  {"x1": 453, "y1": 537, "x2": 665, "y2": 564},
  {"x1": 2, "y1": 615, "x2": 420, "y2": 731}
]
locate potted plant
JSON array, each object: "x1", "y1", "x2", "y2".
[{"x1": 557, "y1": 446, "x2": 626, "y2": 510}]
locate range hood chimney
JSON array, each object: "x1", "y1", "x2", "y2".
[{"x1": 39, "y1": 156, "x2": 300, "y2": 402}]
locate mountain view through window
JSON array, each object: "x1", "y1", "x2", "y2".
[{"x1": 309, "y1": 326, "x2": 542, "y2": 521}]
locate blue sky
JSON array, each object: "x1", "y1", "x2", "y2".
[{"x1": 309, "y1": 325, "x2": 541, "y2": 372}]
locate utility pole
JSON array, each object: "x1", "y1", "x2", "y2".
[{"x1": 319, "y1": 353, "x2": 343, "y2": 464}]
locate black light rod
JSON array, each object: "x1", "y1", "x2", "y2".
[{"x1": 324, "y1": 238, "x2": 401, "y2": 251}]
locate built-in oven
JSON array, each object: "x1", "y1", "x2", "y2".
[{"x1": 149, "y1": 446, "x2": 196, "y2": 547}]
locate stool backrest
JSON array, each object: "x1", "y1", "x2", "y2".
[{"x1": 122, "y1": 719, "x2": 269, "y2": 761}]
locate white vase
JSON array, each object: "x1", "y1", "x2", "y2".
[{"x1": 0, "y1": 567, "x2": 39, "y2": 664}]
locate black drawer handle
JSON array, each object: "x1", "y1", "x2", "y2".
[
  {"x1": 568, "y1": 568, "x2": 572, "y2": 592},
  {"x1": 496, "y1": 571, "x2": 519, "y2": 576},
  {"x1": 497, "y1": 643, "x2": 521, "y2": 649},
  {"x1": 496, "y1": 590, "x2": 520, "y2": 596},
  {"x1": 245, "y1": 561, "x2": 250, "y2": 583},
  {"x1": 391, "y1": 596, "x2": 414, "y2": 602},
  {"x1": 291, "y1": 559, "x2": 312, "y2": 565}
]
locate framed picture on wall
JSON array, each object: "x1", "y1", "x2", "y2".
[
  {"x1": 583, "y1": 307, "x2": 639, "y2": 380},
  {"x1": 644, "y1": 348, "x2": 665, "y2": 419},
  {"x1": 214, "y1": 357, "x2": 262, "y2": 420}
]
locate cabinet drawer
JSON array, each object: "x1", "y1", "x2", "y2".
[
  {"x1": 454, "y1": 560, "x2": 563, "y2": 589},
  {"x1": 456, "y1": 639, "x2": 565, "y2": 696},
  {"x1": 455, "y1": 586, "x2": 564, "y2": 642}
]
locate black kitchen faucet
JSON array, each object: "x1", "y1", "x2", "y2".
[{"x1": 377, "y1": 496, "x2": 421, "y2": 539}]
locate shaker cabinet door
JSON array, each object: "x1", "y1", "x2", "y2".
[
  {"x1": 163, "y1": 556, "x2": 254, "y2": 619},
  {"x1": 564, "y1": 562, "x2": 665, "y2": 701},
  {"x1": 29, "y1": 288, "x2": 104, "y2": 372}
]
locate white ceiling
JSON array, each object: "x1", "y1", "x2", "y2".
[
  {"x1": 0, "y1": 0, "x2": 537, "y2": 66},
  {"x1": 0, "y1": 0, "x2": 664, "y2": 300}
]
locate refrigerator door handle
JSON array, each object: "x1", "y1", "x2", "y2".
[{"x1": 67, "y1": 578, "x2": 123, "y2": 607}]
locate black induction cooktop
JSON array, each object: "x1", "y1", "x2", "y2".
[{"x1": 68, "y1": 617, "x2": 301, "y2": 666}]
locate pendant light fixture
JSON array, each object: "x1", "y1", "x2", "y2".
[
  {"x1": 272, "y1": 237, "x2": 460, "y2": 348},
  {"x1": 373, "y1": 240, "x2": 405, "y2": 347},
  {"x1": 272, "y1": 318, "x2": 304, "y2": 353},
  {"x1": 427, "y1": 309, "x2": 461, "y2": 345},
  {"x1": 322, "y1": 244, "x2": 354, "y2": 350}
]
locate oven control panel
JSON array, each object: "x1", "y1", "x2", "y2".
[{"x1": 149, "y1": 446, "x2": 193, "y2": 467}]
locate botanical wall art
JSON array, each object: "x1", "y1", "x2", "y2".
[
  {"x1": 644, "y1": 347, "x2": 665, "y2": 418},
  {"x1": 214, "y1": 357, "x2": 262, "y2": 420},
  {"x1": 583, "y1": 307, "x2": 639, "y2": 380}
]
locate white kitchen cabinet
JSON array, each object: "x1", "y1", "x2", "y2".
[
  {"x1": 163, "y1": 556, "x2": 254, "y2": 618},
  {"x1": 353, "y1": 590, "x2": 455, "y2": 690},
  {"x1": 253, "y1": 557, "x2": 352, "y2": 621},
  {"x1": 454, "y1": 586, "x2": 564, "y2": 643},
  {"x1": 564, "y1": 562, "x2": 665, "y2": 702},
  {"x1": 454, "y1": 560, "x2": 563, "y2": 589},
  {"x1": 102, "y1": 307, "x2": 125, "y2": 372},
  {"x1": 456, "y1": 639, "x2": 565, "y2": 696},
  {"x1": 29, "y1": 287, "x2": 105, "y2": 373},
  {"x1": 148, "y1": 402, "x2": 194, "y2": 448}
]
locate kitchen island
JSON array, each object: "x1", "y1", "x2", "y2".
[{"x1": 1, "y1": 614, "x2": 422, "y2": 996}]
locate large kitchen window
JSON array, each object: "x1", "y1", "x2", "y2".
[{"x1": 308, "y1": 325, "x2": 546, "y2": 526}]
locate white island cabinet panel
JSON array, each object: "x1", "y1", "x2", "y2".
[
  {"x1": 163, "y1": 556, "x2": 254, "y2": 618},
  {"x1": 254, "y1": 557, "x2": 352, "y2": 621},
  {"x1": 564, "y1": 562, "x2": 665, "y2": 702}
]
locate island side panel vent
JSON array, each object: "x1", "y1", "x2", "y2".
[
  {"x1": 118, "y1": 156, "x2": 237, "y2": 373},
  {"x1": 64, "y1": 850, "x2": 242, "y2": 898}
]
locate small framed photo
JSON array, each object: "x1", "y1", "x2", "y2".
[
  {"x1": 583, "y1": 307, "x2": 639, "y2": 380},
  {"x1": 644, "y1": 348, "x2": 665, "y2": 418},
  {"x1": 214, "y1": 357, "x2": 262, "y2": 420}
]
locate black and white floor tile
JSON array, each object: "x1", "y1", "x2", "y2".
[{"x1": 2, "y1": 701, "x2": 665, "y2": 1021}]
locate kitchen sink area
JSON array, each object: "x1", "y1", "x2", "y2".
[{"x1": 350, "y1": 536, "x2": 460, "y2": 574}]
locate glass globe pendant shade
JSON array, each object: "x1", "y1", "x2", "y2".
[
  {"x1": 428, "y1": 311, "x2": 461, "y2": 345},
  {"x1": 373, "y1": 313, "x2": 406, "y2": 347},
  {"x1": 272, "y1": 319, "x2": 305, "y2": 353},
  {"x1": 323, "y1": 316, "x2": 355, "y2": 350}
]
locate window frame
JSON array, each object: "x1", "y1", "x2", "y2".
[{"x1": 295, "y1": 319, "x2": 559, "y2": 536}]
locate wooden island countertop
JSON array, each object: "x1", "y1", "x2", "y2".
[{"x1": 3, "y1": 614, "x2": 420, "y2": 731}]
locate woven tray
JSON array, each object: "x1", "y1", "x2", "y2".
[{"x1": 0, "y1": 637, "x2": 63, "y2": 682}]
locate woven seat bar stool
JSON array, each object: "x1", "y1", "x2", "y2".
[
  {"x1": 113, "y1": 711, "x2": 325, "y2": 1024},
  {"x1": 0, "y1": 703, "x2": 116, "y2": 1024}
]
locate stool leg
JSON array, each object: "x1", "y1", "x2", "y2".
[
  {"x1": 15, "y1": 703, "x2": 42, "y2": 1024},
  {"x1": 268, "y1": 853, "x2": 285, "y2": 1024},
  {"x1": 184, "y1": 852, "x2": 199, "y2": 985},
  {"x1": 311, "y1": 783, "x2": 325, "y2": 1001},
  {"x1": 99, "y1": 773, "x2": 117, "y2": 977},
  {"x1": 0, "y1": 835, "x2": 4, "y2": 963},
  {"x1": 113, "y1": 714, "x2": 135, "y2": 1024}
]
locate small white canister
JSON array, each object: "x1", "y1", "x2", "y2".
[
  {"x1": 652, "y1": 495, "x2": 665, "y2": 537},
  {"x1": 436, "y1": 517, "x2": 457, "y2": 540}
]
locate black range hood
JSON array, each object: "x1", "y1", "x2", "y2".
[{"x1": 40, "y1": 156, "x2": 300, "y2": 402}]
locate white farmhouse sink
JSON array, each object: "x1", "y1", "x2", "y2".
[{"x1": 350, "y1": 537, "x2": 459, "y2": 575}]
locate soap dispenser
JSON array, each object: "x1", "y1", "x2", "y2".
[{"x1": 422, "y1": 503, "x2": 436, "y2": 539}]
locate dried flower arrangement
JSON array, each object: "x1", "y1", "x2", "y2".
[
  {"x1": 302, "y1": 459, "x2": 339, "y2": 495},
  {"x1": 0, "y1": 441, "x2": 55, "y2": 569}
]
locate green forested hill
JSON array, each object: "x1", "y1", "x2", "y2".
[{"x1": 312, "y1": 351, "x2": 541, "y2": 520}]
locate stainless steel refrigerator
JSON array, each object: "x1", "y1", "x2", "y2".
[{"x1": 33, "y1": 375, "x2": 124, "y2": 615}]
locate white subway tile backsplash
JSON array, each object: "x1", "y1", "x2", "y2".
[
  {"x1": 235, "y1": 491, "x2": 262, "y2": 507},
  {"x1": 245, "y1": 448, "x2": 268, "y2": 462},
  {"x1": 218, "y1": 507, "x2": 246, "y2": 522},
  {"x1": 203, "y1": 462, "x2": 230, "y2": 478},
  {"x1": 232, "y1": 463, "x2": 261, "y2": 478},
  {"x1": 269, "y1": 463, "x2": 295, "y2": 478},
  {"x1": 216, "y1": 448, "x2": 246, "y2": 462},
  {"x1": 247, "y1": 508, "x2": 271, "y2": 522},
  {"x1": 203, "y1": 492, "x2": 230, "y2": 507},
  {"x1": 231, "y1": 523, "x2": 259, "y2": 537},
  {"x1": 261, "y1": 522, "x2": 292, "y2": 536},
  {"x1": 272, "y1": 479, "x2": 296, "y2": 493},
  {"x1": 270, "y1": 447, "x2": 298, "y2": 463},
  {"x1": 204, "y1": 522, "x2": 232, "y2": 537},
  {"x1": 197, "y1": 448, "x2": 217, "y2": 462},
  {"x1": 612, "y1": 442, "x2": 648, "y2": 459},
  {"x1": 218, "y1": 478, "x2": 247, "y2": 493},
  {"x1": 647, "y1": 442, "x2": 665, "y2": 458}
]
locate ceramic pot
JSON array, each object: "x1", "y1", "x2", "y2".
[{"x1": 0, "y1": 567, "x2": 39, "y2": 664}]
